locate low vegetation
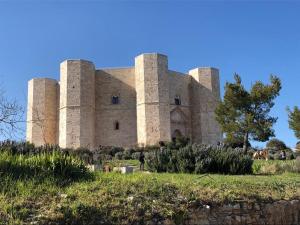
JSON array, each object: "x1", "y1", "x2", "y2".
[
  {"x1": 0, "y1": 170, "x2": 299, "y2": 224},
  {"x1": 253, "y1": 158, "x2": 300, "y2": 174},
  {"x1": 145, "y1": 144, "x2": 253, "y2": 175},
  {"x1": 0, "y1": 141, "x2": 299, "y2": 224}
]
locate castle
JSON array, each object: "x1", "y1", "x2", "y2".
[{"x1": 26, "y1": 53, "x2": 222, "y2": 149}]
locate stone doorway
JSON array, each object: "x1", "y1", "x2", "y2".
[
  {"x1": 172, "y1": 129, "x2": 183, "y2": 141},
  {"x1": 170, "y1": 107, "x2": 188, "y2": 141}
]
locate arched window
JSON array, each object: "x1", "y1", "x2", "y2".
[
  {"x1": 114, "y1": 121, "x2": 120, "y2": 130},
  {"x1": 175, "y1": 95, "x2": 181, "y2": 105},
  {"x1": 112, "y1": 95, "x2": 119, "y2": 104}
]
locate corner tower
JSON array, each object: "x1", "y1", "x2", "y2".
[
  {"x1": 189, "y1": 67, "x2": 223, "y2": 144},
  {"x1": 135, "y1": 53, "x2": 171, "y2": 146},
  {"x1": 26, "y1": 78, "x2": 59, "y2": 146},
  {"x1": 59, "y1": 60, "x2": 95, "y2": 149}
]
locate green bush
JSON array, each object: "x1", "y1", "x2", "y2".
[
  {"x1": 194, "y1": 145, "x2": 253, "y2": 174},
  {"x1": 94, "y1": 145, "x2": 124, "y2": 157},
  {"x1": 114, "y1": 151, "x2": 123, "y2": 160},
  {"x1": 166, "y1": 137, "x2": 190, "y2": 150},
  {"x1": 145, "y1": 144, "x2": 253, "y2": 175},
  {"x1": 131, "y1": 152, "x2": 141, "y2": 160},
  {"x1": 123, "y1": 149, "x2": 134, "y2": 160}
]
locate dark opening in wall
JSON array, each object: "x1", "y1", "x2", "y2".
[
  {"x1": 112, "y1": 96, "x2": 119, "y2": 104},
  {"x1": 114, "y1": 121, "x2": 119, "y2": 130},
  {"x1": 175, "y1": 96, "x2": 181, "y2": 105}
]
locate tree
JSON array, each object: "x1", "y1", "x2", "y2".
[
  {"x1": 287, "y1": 106, "x2": 300, "y2": 140},
  {"x1": 224, "y1": 133, "x2": 251, "y2": 149},
  {"x1": 266, "y1": 138, "x2": 287, "y2": 151},
  {"x1": 215, "y1": 74, "x2": 281, "y2": 153},
  {"x1": 0, "y1": 87, "x2": 24, "y2": 138}
]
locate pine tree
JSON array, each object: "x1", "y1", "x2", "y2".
[
  {"x1": 215, "y1": 74, "x2": 281, "y2": 153},
  {"x1": 287, "y1": 106, "x2": 300, "y2": 140}
]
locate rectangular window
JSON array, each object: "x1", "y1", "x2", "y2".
[{"x1": 112, "y1": 96, "x2": 119, "y2": 104}]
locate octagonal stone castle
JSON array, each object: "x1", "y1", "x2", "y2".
[{"x1": 26, "y1": 53, "x2": 222, "y2": 149}]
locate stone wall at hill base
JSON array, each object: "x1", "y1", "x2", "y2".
[{"x1": 153, "y1": 199, "x2": 300, "y2": 225}]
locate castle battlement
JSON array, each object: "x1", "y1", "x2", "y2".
[{"x1": 26, "y1": 53, "x2": 222, "y2": 149}]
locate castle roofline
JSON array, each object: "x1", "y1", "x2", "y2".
[
  {"x1": 29, "y1": 77, "x2": 58, "y2": 83},
  {"x1": 97, "y1": 66, "x2": 134, "y2": 70},
  {"x1": 188, "y1": 67, "x2": 219, "y2": 72},
  {"x1": 60, "y1": 59, "x2": 94, "y2": 64},
  {"x1": 135, "y1": 52, "x2": 167, "y2": 58}
]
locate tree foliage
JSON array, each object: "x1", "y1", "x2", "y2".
[
  {"x1": 224, "y1": 133, "x2": 251, "y2": 148},
  {"x1": 287, "y1": 106, "x2": 300, "y2": 140},
  {"x1": 266, "y1": 138, "x2": 287, "y2": 151},
  {"x1": 215, "y1": 74, "x2": 281, "y2": 153}
]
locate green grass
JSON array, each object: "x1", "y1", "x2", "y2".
[
  {"x1": 253, "y1": 159, "x2": 300, "y2": 174},
  {"x1": 0, "y1": 171, "x2": 299, "y2": 224},
  {"x1": 0, "y1": 150, "x2": 92, "y2": 184},
  {"x1": 106, "y1": 159, "x2": 140, "y2": 168},
  {"x1": 0, "y1": 153, "x2": 299, "y2": 224}
]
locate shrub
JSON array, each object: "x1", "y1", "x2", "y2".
[
  {"x1": 166, "y1": 137, "x2": 190, "y2": 150},
  {"x1": 131, "y1": 152, "x2": 141, "y2": 160},
  {"x1": 97, "y1": 154, "x2": 112, "y2": 162},
  {"x1": 139, "y1": 145, "x2": 160, "y2": 152},
  {"x1": 177, "y1": 145, "x2": 195, "y2": 173},
  {"x1": 123, "y1": 149, "x2": 134, "y2": 160},
  {"x1": 194, "y1": 145, "x2": 253, "y2": 174},
  {"x1": 94, "y1": 146, "x2": 124, "y2": 157},
  {"x1": 145, "y1": 144, "x2": 253, "y2": 175},
  {"x1": 114, "y1": 152, "x2": 123, "y2": 160},
  {"x1": 73, "y1": 147, "x2": 93, "y2": 164}
]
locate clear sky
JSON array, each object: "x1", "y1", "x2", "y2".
[{"x1": 0, "y1": 1, "x2": 299, "y2": 148}]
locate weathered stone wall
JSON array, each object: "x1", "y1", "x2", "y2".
[
  {"x1": 135, "y1": 53, "x2": 171, "y2": 146},
  {"x1": 59, "y1": 60, "x2": 95, "y2": 149},
  {"x1": 184, "y1": 199, "x2": 300, "y2": 225},
  {"x1": 168, "y1": 70, "x2": 192, "y2": 140},
  {"x1": 189, "y1": 68, "x2": 222, "y2": 145},
  {"x1": 95, "y1": 68, "x2": 137, "y2": 147},
  {"x1": 26, "y1": 78, "x2": 58, "y2": 146},
  {"x1": 144, "y1": 199, "x2": 300, "y2": 225}
]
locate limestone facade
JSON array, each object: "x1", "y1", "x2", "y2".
[{"x1": 26, "y1": 53, "x2": 223, "y2": 149}]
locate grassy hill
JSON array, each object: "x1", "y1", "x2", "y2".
[{"x1": 0, "y1": 146, "x2": 299, "y2": 224}]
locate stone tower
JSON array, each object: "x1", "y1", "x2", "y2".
[
  {"x1": 189, "y1": 67, "x2": 222, "y2": 144},
  {"x1": 26, "y1": 78, "x2": 58, "y2": 146},
  {"x1": 59, "y1": 60, "x2": 95, "y2": 149},
  {"x1": 135, "y1": 53, "x2": 171, "y2": 146}
]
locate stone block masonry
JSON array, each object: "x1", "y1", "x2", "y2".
[{"x1": 26, "y1": 53, "x2": 223, "y2": 149}]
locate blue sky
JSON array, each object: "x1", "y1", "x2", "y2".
[{"x1": 0, "y1": 1, "x2": 299, "y2": 147}]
